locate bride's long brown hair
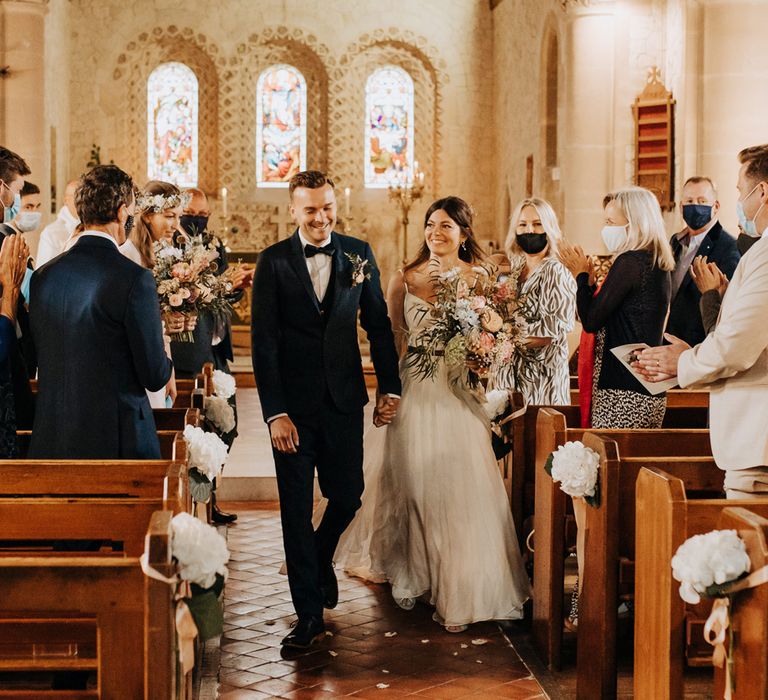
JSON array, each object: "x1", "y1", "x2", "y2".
[{"x1": 403, "y1": 196, "x2": 486, "y2": 273}]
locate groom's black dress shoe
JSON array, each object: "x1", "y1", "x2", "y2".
[
  {"x1": 320, "y1": 564, "x2": 338, "y2": 609},
  {"x1": 211, "y1": 504, "x2": 238, "y2": 524},
  {"x1": 281, "y1": 616, "x2": 326, "y2": 648}
]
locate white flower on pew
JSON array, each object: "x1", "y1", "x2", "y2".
[
  {"x1": 171, "y1": 512, "x2": 230, "y2": 589},
  {"x1": 671, "y1": 529, "x2": 751, "y2": 604},
  {"x1": 183, "y1": 424, "x2": 228, "y2": 481},
  {"x1": 483, "y1": 389, "x2": 509, "y2": 421},
  {"x1": 212, "y1": 369, "x2": 236, "y2": 399},
  {"x1": 204, "y1": 395, "x2": 236, "y2": 434},
  {"x1": 545, "y1": 441, "x2": 600, "y2": 505}
]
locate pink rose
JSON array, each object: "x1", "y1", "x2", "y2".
[
  {"x1": 470, "y1": 295, "x2": 487, "y2": 311},
  {"x1": 479, "y1": 332, "x2": 495, "y2": 353},
  {"x1": 168, "y1": 293, "x2": 184, "y2": 307},
  {"x1": 481, "y1": 309, "x2": 504, "y2": 333},
  {"x1": 171, "y1": 262, "x2": 192, "y2": 280}
]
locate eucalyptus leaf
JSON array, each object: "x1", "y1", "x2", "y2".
[
  {"x1": 184, "y1": 590, "x2": 223, "y2": 641},
  {"x1": 544, "y1": 452, "x2": 554, "y2": 476},
  {"x1": 189, "y1": 468, "x2": 212, "y2": 503}
]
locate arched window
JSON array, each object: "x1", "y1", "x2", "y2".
[
  {"x1": 147, "y1": 62, "x2": 199, "y2": 186},
  {"x1": 365, "y1": 66, "x2": 415, "y2": 188},
  {"x1": 256, "y1": 65, "x2": 307, "y2": 187}
]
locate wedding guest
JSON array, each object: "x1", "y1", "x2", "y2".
[
  {"x1": 329, "y1": 196, "x2": 530, "y2": 633},
  {"x1": 636, "y1": 144, "x2": 768, "y2": 499},
  {"x1": 492, "y1": 197, "x2": 576, "y2": 405},
  {"x1": 0, "y1": 146, "x2": 35, "y2": 430},
  {"x1": 36, "y1": 179, "x2": 79, "y2": 266},
  {"x1": 8, "y1": 181, "x2": 42, "y2": 238},
  {"x1": 0, "y1": 234, "x2": 30, "y2": 457},
  {"x1": 559, "y1": 186, "x2": 674, "y2": 429},
  {"x1": 28, "y1": 165, "x2": 172, "y2": 459},
  {"x1": 119, "y1": 180, "x2": 187, "y2": 407},
  {"x1": 665, "y1": 176, "x2": 740, "y2": 347}
]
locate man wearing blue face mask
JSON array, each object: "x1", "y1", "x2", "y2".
[
  {"x1": 0, "y1": 146, "x2": 36, "y2": 431},
  {"x1": 665, "y1": 176, "x2": 740, "y2": 347}
]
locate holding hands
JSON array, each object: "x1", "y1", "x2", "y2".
[
  {"x1": 0, "y1": 234, "x2": 30, "y2": 322},
  {"x1": 373, "y1": 394, "x2": 400, "y2": 427},
  {"x1": 558, "y1": 242, "x2": 595, "y2": 284},
  {"x1": 690, "y1": 256, "x2": 728, "y2": 297}
]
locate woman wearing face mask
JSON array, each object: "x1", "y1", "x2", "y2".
[
  {"x1": 559, "y1": 186, "x2": 674, "y2": 429},
  {"x1": 119, "y1": 181, "x2": 190, "y2": 407},
  {"x1": 492, "y1": 197, "x2": 576, "y2": 405},
  {"x1": 319, "y1": 196, "x2": 531, "y2": 634}
]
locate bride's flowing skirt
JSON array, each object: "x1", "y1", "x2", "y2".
[{"x1": 329, "y1": 364, "x2": 531, "y2": 628}]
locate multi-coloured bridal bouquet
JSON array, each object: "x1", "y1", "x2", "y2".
[
  {"x1": 407, "y1": 263, "x2": 539, "y2": 390},
  {"x1": 153, "y1": 235, "x2": 233, "y2": 342}
]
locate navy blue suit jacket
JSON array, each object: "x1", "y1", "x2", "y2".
[
  {"x1": 667, "y1": 221, "x2": 741, "y2": 347},
  {"x1": 251, "y1": 230, "x2": 400, "y2": 421},
  {"x1": 28, "y1": 235, "x2": 173, "y2": 458}
]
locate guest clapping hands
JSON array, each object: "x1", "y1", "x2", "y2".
[{"x1": 0, "y1": 233, "x2": 29, "y2": 324}]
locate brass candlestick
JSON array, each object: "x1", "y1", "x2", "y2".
[{"x1": 388, "y1": 165, "x2": 425, "y2": 263}]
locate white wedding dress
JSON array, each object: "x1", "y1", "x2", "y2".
[{"x1": 328, "y1": 291, "x2": 531, "y2": 627}]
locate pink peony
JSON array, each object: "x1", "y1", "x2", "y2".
[
  {"x1": 171, "y1": 262, "x2": 192, "y2": 280},
  {"x1": 479, "y1": 332, "x2": 495, "y2": 353},
  {"x1": 168, "y1": 293, "x2": 184, "y2": 307},
  {"x1": 481, "y1": 309, "x2": 504, "y2": 333},
  {"x1": 470, "y1": 295, "x2": 487, "y2": 311}
]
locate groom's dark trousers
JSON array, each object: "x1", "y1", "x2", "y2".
[{"x1": 252, "y1": 230, "x2": 400, "y2": 620}]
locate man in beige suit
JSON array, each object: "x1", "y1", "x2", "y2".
[{"x1": 636, "y1": 144, "x2": 768, "y2": 498}]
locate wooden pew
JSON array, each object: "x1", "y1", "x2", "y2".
[
  {"x1": 576, "y1": 433, "x2": 722, "y2": 700},
  {"x1": 713, "y1": 507, "x2": 768, "y2": 700},
  {"x1": 151, "y1": 407, "x2": 199, "y2": 430},
  {"x1": 0, "y1": 510, "x2": 187, "y2": 699},
  {"x1": 634, "y1": 469, "x2": 768, "y2": 700},
  {"x1": 503, "y1": 400, "x2": 709, "y2": 551},
  {"x1": 569, "y1": 387, "x2": 709, "y2": 407},
  {"x1": 531, "y1": 407, "x2": 712, "y2": 670}
]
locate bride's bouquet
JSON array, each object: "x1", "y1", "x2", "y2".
[
  {"x1": 153, "y1": 235, "x2": 232, "y2": 342},
  {"x1": 407, "y1": 262, "x2": 539, "y2": 390}
]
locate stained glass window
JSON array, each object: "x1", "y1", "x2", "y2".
[
  {"x1": 365, "y1": 66, "x2": 415, "y2": 188},
  {"x1": 256, "y1": 65, "x2": 307, "y2": 187},
  {"x1": 147, "y1": 62, "x2": 198, "y2": 186}
]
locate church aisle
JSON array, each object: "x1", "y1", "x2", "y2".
[{"x1": 217, "y1": 507, "x2": 548, "y2": 699}]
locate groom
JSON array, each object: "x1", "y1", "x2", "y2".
[{"x1": 251, "y1": 171, "x2": 401, "y2": 648}]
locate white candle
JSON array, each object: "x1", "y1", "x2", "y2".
[
  {"x1": 418, "y1": 171, "x2": 425, "y2": 185},
  {"x1": 344, "y1": 187, "x2": 351, "y2": 219},
  {"x1": 221, "y1": 187, "x2": 228, "y2": 219}
]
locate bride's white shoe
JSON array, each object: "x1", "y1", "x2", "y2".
[
  {"x1": 396, "y1": 597, "x2": 415, "y2": 611},
  {"x1": 432, "y1": 611, "x2": 467, "y2": 633}
]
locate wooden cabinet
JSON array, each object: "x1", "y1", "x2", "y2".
[{"x1": 633, "y1": 66, "x2": 676, "y2": 211}]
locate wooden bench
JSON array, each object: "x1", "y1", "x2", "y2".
[
  {"x1": 151, "y1": 407, "x2": 199, "y2": 430},
  {"x1": 0, "y1": 509, "x2": 188, "y2": 698},
  {"x1": 569, "y1": 387, "x2": 710, "y2": 407},
  {"x1": 502, "y1": 400, "x2": 709, "y2": 552},
  {"x1": 575, "y1": 433, "x2": 723, "y2": 699},
  {"x1": 634, "y1": 469, "x2": 768, "y2": 700},
  {"x1": 531, "y1": 407, "x2": 712, "y2": 670}
]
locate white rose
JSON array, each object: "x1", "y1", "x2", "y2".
[
  {"x1": 549, "y1": 441, "x2": 600, "y2": 499},
  {"x1": 183, "y1": 425, "x2": 228, "y2": 481},
  {"x1": 204, "y1": 395, "x2": 236, "y2": 434},
  {"x1": 671, "y1": 529, "x2": 751, "y2": 604},
  {"x1": 171, "y1": 512, "x2": 229, "y2": 589},
  {"x1": 484, "y1": 389, "x2": 509, "y2": 420},
  {"x1": 212, "y1": 370, "x2": 236, "y2": 399}
]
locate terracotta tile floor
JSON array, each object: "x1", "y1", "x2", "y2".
[{"x1": 217, "y1": 507, "x2": 548, "y2": 699}]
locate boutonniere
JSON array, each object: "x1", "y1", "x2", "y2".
[{"x1": 345, "y1": 253, "x2": 372, "y2": 287}]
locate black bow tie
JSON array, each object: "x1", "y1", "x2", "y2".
[{"x1": 304, "y1": 244, "x2": 334, "y2": 258}]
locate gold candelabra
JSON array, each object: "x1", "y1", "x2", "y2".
[{"x1": 388, "y1": 162, "x2": 425, "y2": 263}]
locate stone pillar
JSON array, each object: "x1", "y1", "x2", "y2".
[
  {"x1": 561, "y1": 0, "x2": 616, "y2": 250},
  {"x1": 0, "y1": 0, "x2": 48, "y2": 193}
]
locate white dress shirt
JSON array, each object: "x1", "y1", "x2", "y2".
[
  {"x1": 299, "y1": 230, "x2": 333, "y2": 300},
  {"x1": 36, "y1": 207, "x2": 80, "y2": 266},
  {"x1": 670, "y1": 221, "x2": 716, "y2": 299}
]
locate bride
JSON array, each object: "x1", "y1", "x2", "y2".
[{"x1": 327, "y1": 196, "x2": 530, "y2": 632}]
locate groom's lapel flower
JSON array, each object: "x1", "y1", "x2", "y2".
[{"x1": 345, "y1": 252, "x2": 372, "y2": 287}]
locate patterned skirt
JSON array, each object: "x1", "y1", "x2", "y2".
[{"x1": 590, "y1": 329, "x2": 666, "y2": 430}]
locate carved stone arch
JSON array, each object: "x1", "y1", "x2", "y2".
[
  {"x1": 331, "y1": 30, "x2": 447, "y2": 193},
  {"x1": 112, "y1": 26, "x2": 220, "y2": 193},
  {"x1": 221, "y1": 27, "x2": 333, "y2": 198}
]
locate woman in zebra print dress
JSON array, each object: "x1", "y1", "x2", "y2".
[{"x1": 491, "y1": 197, "x2": 576, "y2": 405}]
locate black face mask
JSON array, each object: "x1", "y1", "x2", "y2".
[
  {"x1": 737, "y1": 232, "x2": 759, "y2": 256},
  {"x1": 516, "y1": 233, "x2": 548, "y2": 255},
  {"x1": 180, "y1": 215, "x2": 209, "y2": 236},
  {"x1": 124, "y1": 214, "x2": 134, "y2": 237}
]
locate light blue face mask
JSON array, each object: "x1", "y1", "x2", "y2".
[
  {"x1": 737, "y1": 182, "x2": 765, "y2": 238},
  {"x1": 1, "y1": 181, "x2": 21, "y2": 224}
]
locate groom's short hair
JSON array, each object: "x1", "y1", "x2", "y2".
[
  {"x1": 75, "y1": 165, "x2": 134, "y2": 226},
  {"x1": 289, "y1": 170, "x2": 335, "y2": 199}
]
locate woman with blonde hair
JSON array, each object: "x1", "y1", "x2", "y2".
[
  {"x1": 559, "y1": 186, "x2": 673, "y2": 429},
  {"x1": 492, "y1": 197, "x2": 576, "y2": 405},
  {"x1": 119, "y1": 180, "x2": 191, "y2": 407}
]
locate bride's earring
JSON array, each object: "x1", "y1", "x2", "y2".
[{"x1": 461, "y1": 240, "x2": 467, "y2": 251}]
